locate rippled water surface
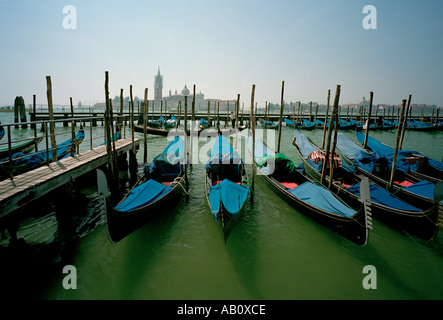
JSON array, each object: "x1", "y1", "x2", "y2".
[{"x1": 1, "y1": 112, "x2": 442, "y2": 300}]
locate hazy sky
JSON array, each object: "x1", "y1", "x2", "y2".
[{"x1": 0, "y1": 0, "x2": 442, "y2": 108}]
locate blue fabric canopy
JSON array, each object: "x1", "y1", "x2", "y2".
[
  {"x1": 347, "y1": 182, "x2": 421, "y2": 212},
  {"x1": 145, "y1": 136, "x2": 184, "y2": 177},
  {"x1": 115, "y1": 179, "x2": 172, "y2": 212},
  {"x1": 6, "y1": 130, "x2": 85, "y2": 168},
  {"x1": 356, "y1": 131, "x2": 443, "y2": 174},
  {"x1": 403, "y1": 180, "x2": 436, "y2": 199},
  {"x1": 336, "y1": 132, "x2": 368, "y2": 160},
  {"x1": 287, "y1": 182, "x2": 356, "y2": 218},
  {"x1": 208, "y1": 179, "x2": 250, "y2": 219},
  {"x1": 293, "y1": 129, "x2": 321, "y2": 159},
  {"x1": 205, "y1": 135, "x2": 243, "y2": 170},
  {"x1": 284, "y1": 118, "x2": 295, "y2": 127}
]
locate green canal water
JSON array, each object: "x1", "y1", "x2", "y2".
[{"x1": 0, "y1": 112, "x2": 442, "y2": 300}]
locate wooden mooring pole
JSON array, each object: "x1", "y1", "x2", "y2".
[
  {"x1": 250, "y1": 84, "x2": 256, "y2": 202},
  {"x1": 389, "y1": 99, "x2": 407, "y2": 190},
  {"x1": 362, "y1": 91, "x2": 374, "y2": 149},
  {"x1": 321, "y1": 85, "x2": 340, "y2": 185},
  {"x1": 143, "y1": 88, "x2": 148, "y2": 164},
  {"x1": 277, "y1": 81, "x2": 284, "y2": 153},
  {"x1": 46, "y1": 76, "x2": 57, "y2": 162}
]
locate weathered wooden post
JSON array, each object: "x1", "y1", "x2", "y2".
[
  {"x1": 207, "y1": 100, "x2": 211, "y2": 127},
  {"x1": 250, "y1": 84, "x2": 256, "y2": 202},
  {"x1": 321, "y1": 85, "x2": 340, "y2": 185},
  {"x1": 277, "y1": 81, "x2": 285, "y2": 153},
  {"x1": 328, "y1": 110, "x2": 340, "y2": 190},
  {"x1": 362, "y1": 91, "x2": 373, "y2": 149},
  {"x1": 314, "y1": 104, "x2": 319, "y2": 126},
  {"x1": 70, "y1": 97, "x2": 75, "y2": 127},
  {"x1": 14, "y1": 96, "x2": 19, "y2": 128},
  {"x1": 399, "y1": 94, "x2": 412, "y2": 149},
  {"x1": 184, "y1": 96, "x2": 188, "y2": 133},
  {"x1": 129, "y1": 85, "x2": 137, "y2": 183},
  {"x1": 321, "y1": 90, "x2": 331, "y2": 149},
  {"x1": 241, "y1": 102, "x2": 244, "y2": 126},
  {"x1": 46, "y1": 76, "x2": 57, "y2": 162},
  {"x1": 235, "y1": 93, "x2": 240, "y2": 149},
  {"x1": 389, "y1": 99, "x2": 407, "y2": 190},
  {"x1": 143, "y1": 88, "x2": 148, "y2": 164},
  {"x1": 104, "y1": 71, "x2": 118, "y2": 195},
  {"x1": 33, "y1": 95, "x2": 38, "y2": 151}
]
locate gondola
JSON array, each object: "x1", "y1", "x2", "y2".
[
  {"x1": 163, "y1": 116, "x2": 178, "y2": 129},
  {"x1": 248, "y1": 131, "x2": 371, "y2": 246},
  {"x1": 335, "y1": 131, "x2": 440, "y2": 211},
  {"x1": 0, "y1": 122, "x2": 4, "y2": 140},
  {"x1": 0, "y1": 135, "x2": 44, "y2": 159},
  {"x1": 284, "y1": 118, "x2": 316, "y2": 130},
  {"x1": 406, "y1": 120, "x2": 438, "y2": 132},
  {"x1": 97, "y1": 135, "x2": 188, "y2": 243},
  {"x1": 316, "y1": 119, "x2": 356, "y2": 130},
  {"x1": 0, "y1": 128, "x2": 85, "y2": 179},
  {"x1": 258, "y1": 118, "x2": 278, "y2": 129},
  {"x1": 134, "y1": 124, "x2": 245, "y2": 137},
  {"x1": 355, "y1": 131, "x2": 442, "y2": 182},
  {"x1": 292, "y1": 129, "x2": 439, "y2": 240},
  {"x1": 204, "y1": 134, "x2": 250, "y2": 242},
  {"x1": 146, "y1": 116, "x2": 164, "y2": 128}
]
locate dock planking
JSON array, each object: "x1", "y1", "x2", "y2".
[{"x1": 0, "y1": 138, "x2": 139, "y2": 219}]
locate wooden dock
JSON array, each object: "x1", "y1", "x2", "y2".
[{"x1": 0, "y1": 138, "x2": 139, "y2": 219}]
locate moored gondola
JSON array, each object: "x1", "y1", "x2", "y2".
[
  {"x1": 97, "y1": 135, "x2": 188, "y2": 243},
  {"x1": 204, "y1": 134, "x2": 250, "y2": 242},
  {"x1": 355, "y1": 131, "x2": 442, "y2": 182},
  {"x1": 335, "y1": 131, "x2": 441, "y2": 212},
  {"x1": 292, "y1": 129, "x2": 439, "y2": 240},
  {"x1": 248, "y1": 131, "x2": 372, "y2": 246},
  {"x1": 0, "y1": 127, "x2": 85, "y2": 180}
]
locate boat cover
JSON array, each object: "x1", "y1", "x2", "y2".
[
  {"x1": 284, "y1": 118, "x2": 295, "y2": 127},
  {"x1": 115, "y1": 179, "x2": 172, "y2": 212},
  {"x1": 5, "y1": 130, "x2": 85, "y2": 168},
  {"x1": 208, "y1": 179, "x2": 249, "y2": 219},
  {"x1": 355, "y1": 131, "x2": 443, "y2": 175},
  {"x1": 145, "y1": 136, "x2": 184, "y2": 177},
  {"x1": 294, "y1": 129, "x2": 342, "y2": 172},
  {"x1": 336, "y1": 132, "x2": 370, "y2": 160},
  {"x1": 293, "y1": 129, "x2": 321, "y2": 159},
  {"x1": 402, "y1": 180, "x2": 436, "y2": 199},
  {"x1": 287, "y1": 182, "x2": 356, "y2": 218},
  {"x1": 205, "y1": 135, "x2": 243, "y2": 170},
  {"x1": 346, "y1": 182, "x2": 421, "y2": 212}
]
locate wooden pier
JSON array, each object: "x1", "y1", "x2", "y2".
[{"x1": 0, "y1": 138, "x2": 139, "y2": 220}]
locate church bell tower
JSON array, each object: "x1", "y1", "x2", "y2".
[{"x1": 154, "y1": 67, "x2": 163, "y2": 104}]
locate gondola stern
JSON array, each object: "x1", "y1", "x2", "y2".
[{"x1": 96, "y1": 169, "x2": 118, "y2": 244}]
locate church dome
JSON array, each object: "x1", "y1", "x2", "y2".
[{"x1": 181, "y1": 85, "x2": 190, "y2": 96}]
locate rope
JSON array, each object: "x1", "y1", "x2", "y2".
[
  {"x1": 241, "y1": 178, "x2": 256, "y2": 197},
  {"x1": 173, "y1": 176, "x2": 189, "y2": 195}
]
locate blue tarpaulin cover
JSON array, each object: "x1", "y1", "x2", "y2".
[
  {"x1": 403, "y1": 180, "x2": 436, "y2": 199},
  {"x1": 355, "y1": 131, "x2": 443, "y2": 174},
  {"x1": 335, "y1": 132, "x2": 369, "y2": 160},
  {"x1": 208, "y1": 179, "x2": 249, "y2": 219},
  {"x1": 287, "y1": 182, "x2": 356, "y2": 218},
  {"x1": 284, "y1": 118, "x2": 295, "y2": 127},
  {"x1": 116, "y1": 136, "x2": 185, "y2": 212},
  {"x1": 293, "y1": 129, "x2": 321, "y2": 159},
  {"x1": 347, "y1": 182, "x2": 421, "y2": 212},
  {"x1": 115, "y1": 179, "x2": 172, "y2": 212},
  {"x1": 205, "y1": 135, "x2": 243, "y2": 170},
  {"x1": 6, "y1": 130, "x2": 85, "y2": 168}
]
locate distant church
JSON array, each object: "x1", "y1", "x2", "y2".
[{"x1": 154, "y1": 67, "x2": 235, "y2": 112}]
